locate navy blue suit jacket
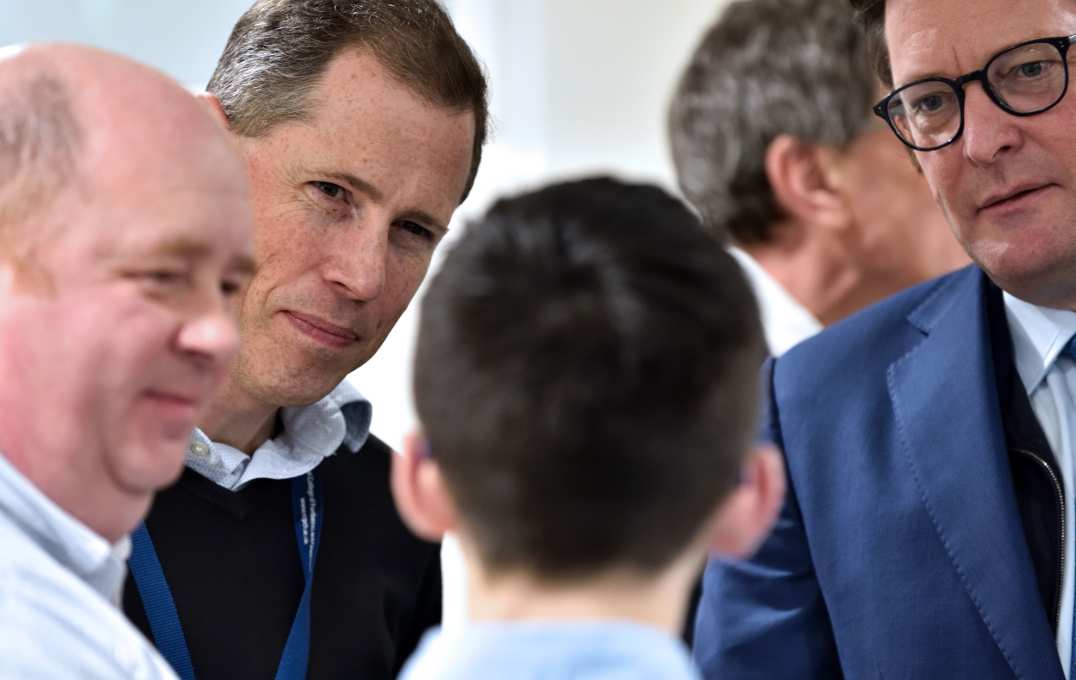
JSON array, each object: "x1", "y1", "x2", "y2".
[{"x1": 694, "y1": 266, "x2": 1064, "y2": 679}]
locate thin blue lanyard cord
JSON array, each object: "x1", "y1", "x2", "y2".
[
  {"x1": 276, "y1": 471, "x2": 323, "y2": 680},
  {"x1": 127, "y1": 472, "x2": 323, "y2": 680},
  {"x1": 129, "y1": 524, "x2": 197, "y2": 680}
]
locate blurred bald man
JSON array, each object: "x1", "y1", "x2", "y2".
[{"x1": 0, "y1": 44, "x2": 253, "y2": 679}]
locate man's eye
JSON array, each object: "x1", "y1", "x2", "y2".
[
  {"x1": 140, "y1": 270, "x2": 186, "y2": 285},
  {"x1": 311, "y1": 181, "x2": 348, "y2": 201},
  {"x1": 1018, "y1": 61, "x2": 1046, "y2": 78},
  {"x1": 912, "y1": 92, "x2": 949, "y2": 114},
  {"x1": 220, "y1": 278, "x2": 243, "y2": 297},
  {"x1": 398, "y1": 220, "x2": 434, "y2": 241}
]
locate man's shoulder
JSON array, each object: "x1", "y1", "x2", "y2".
[
  {"x1": 0, "y1": 531, "x2": 175, "y2": 678},
  {"x1": 0, "y1": 516, "x2": 84, "y2": 603},
  {"x1": 775, "y1": 267, "x2": 979, "y2": 393}
]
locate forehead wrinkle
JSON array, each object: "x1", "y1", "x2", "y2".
[{"x1": 889, "y1": 0, "x2": 1042, "y2": 86}]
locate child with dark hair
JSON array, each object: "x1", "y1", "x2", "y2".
[{"x1": 392, "y1": 176, "x2": 785, "y2": 679}]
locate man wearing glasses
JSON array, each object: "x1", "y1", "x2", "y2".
[{"x1": 692, "y1": 1, "x2": 1076, "y2": 678}]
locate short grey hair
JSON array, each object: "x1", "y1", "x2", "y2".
[
  {"x1": 0, "y1": 70, "x2": 83, "y2": 235},
  {"x1": 206, "y1": 0, "x2": 488, "y2": 202},
  {"x1": 668, "y1": 0, "x2": 876, "y2": 244}
]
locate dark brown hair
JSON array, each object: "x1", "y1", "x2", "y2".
[
  {"x1": 414, "y1": 177, "x2": 766, "y2": 579},
  {"x1": 207, "y1": 0, "x2": 488, "y2": 200}
]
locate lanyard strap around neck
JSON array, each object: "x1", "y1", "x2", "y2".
[{"x1": 128, "y1": 471, "x2": 324, "y2": 680}]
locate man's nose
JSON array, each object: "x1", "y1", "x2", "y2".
[
  {"x1": 961, "y1": 84, "x2": 1022, "y2": 165},
  {"x1": 175, "y1": 304, "x2": 241, "y2": 373},
  {"x1": 322, "y1": 219, "x2": 389, "y2": 302}
]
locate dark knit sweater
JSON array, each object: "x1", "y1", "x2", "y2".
[{"x1": 123, "y1": 434, "x2": 441, "y2": 679}]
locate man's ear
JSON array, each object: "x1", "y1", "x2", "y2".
[
  {"x1": 194, "y1": 92, "x2": 232, "y2": 132},
  {"x1": 705, "y1": 444, "x2": 786, "y2": 558},
  {"x1": 389, "y1": 430, "x2": 459, "y2": 542},
  {"x1": 763, "y1": 134, "x2": 852, "y2": 232}
]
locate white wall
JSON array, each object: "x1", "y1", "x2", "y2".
[{"x1": 0, "y1": 0, "x2": 251, "y2": 88}]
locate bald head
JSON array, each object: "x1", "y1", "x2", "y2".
[
  {"x1": 0, "y1": 44, "x2": 254, "y2": 540},
  {"x1": 0, "y1": 46, "x2": 82, "y2": 232},
  {"x1": 0, "y1": 44, "x2": 245, "y2": 254}
]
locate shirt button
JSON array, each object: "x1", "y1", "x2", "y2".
[{"x1": 191, "y1": 442, "x2": 209, "y2": 457}]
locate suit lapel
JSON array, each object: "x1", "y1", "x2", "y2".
[{"x1": 887, "y1": 268, "x2": 1063, "y2": 679}]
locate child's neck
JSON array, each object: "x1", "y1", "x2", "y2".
[{"x1": 465, "y1": 559, "x2": 699, "y2": 635}]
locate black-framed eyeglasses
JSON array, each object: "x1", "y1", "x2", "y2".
[{"x1": 874, "y1": 34, "x2": 1076, "y2": 152}]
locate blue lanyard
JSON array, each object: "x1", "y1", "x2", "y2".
[{"x1": 129, "y1": 472, "x2": 324, "y2": 680}]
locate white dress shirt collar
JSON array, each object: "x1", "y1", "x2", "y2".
[
  {"x1": 1003, "y1": 292, "x2": 1076, "y2": 394},
  {"x1": 186, "y1": 380, "x2": 372, "y2": 491},
  {"x1": 728, "y1": 246, "x2": 822, "y2": 356}
]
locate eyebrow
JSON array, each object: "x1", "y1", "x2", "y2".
[
  {"x1": 896, "y1": 35, "x2": 1067, "y2": 88},
  {"x1": 321, "y1": 170, "x2": 449, "y2": 233},
  {"x1": 230, "y1": 253, "x2": 258, "y2": 277},
  {"x1": 151, "y1": 237, "x2": 257, "y2": 277}
]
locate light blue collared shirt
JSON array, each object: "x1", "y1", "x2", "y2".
[
  {"x1": 0, "y1": 454, "x2": 178, "y2": 679},
  {"x1": 1005, "y1": 293, "x2": 1076, "y2": 678},
  {"x1": 398, "y1": 621, "x2": 702, "y2": 680},
  {"x1": 186, "y1": 380, "x2": 372, "y2": 490}
]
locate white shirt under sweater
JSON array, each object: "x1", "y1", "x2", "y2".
[
  {"x1": 1005, "y1": 292, "x2": 1076, "y2": 678},
  {"x1": 184, "y1": 380, "x2": 371, "y2": 490}
]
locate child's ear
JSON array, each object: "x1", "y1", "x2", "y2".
[
  {"x1": 389, "y1": 430, "x2": 460, "y2": 542},
  {"x1": 705, "y1": 444, "x2": 786, "y2": 558}
]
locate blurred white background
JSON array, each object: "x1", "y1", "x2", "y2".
[{"x1": 0, "y1": 0, "x2": 732, "y2": 450}]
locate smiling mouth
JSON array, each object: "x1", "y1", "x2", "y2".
[
  {"x1": 144, "y1": 390, "x2": 197, "y2": 405},
  {"x1": 284, "y1": 311, "x2": 359, "y2": 349},
  {"x1": 142, "y1": 390, "x2": 200, "y2": 421}
]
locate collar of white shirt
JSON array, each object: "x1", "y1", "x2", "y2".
[
  {"x1": 185, "y1": 380, "x2": 372, "y2": 491},
  {"x1": 727, "y1": 246, "x2": 822, "y2": 356},
  {"x1": 0, "y1": 453, "x2": 130, "y2": 605},
  {"x1": 1004, "y1": 292, "x2": 1076, "y2": 394}
]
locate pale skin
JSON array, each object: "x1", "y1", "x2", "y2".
[
  {"x1": 0, "y1": 45, "x2": 254, "y2": 542},
  {"x1": 885, "y1": 0, "x2": 1076, "y2": 310},
  {"x1": 390, "y1": 432, "x2": 785, "y2": 634},
  {"x1": 196, "y1": 49, "x2": 476, "y2": 454},
  {"x1": 744, "y1": 116, "x2": 969, "y2": 326}
]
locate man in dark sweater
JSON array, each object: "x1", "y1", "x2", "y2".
[{"x1": 121, "y1": 2, "x2": 489, "y2": 678}]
